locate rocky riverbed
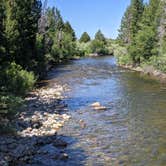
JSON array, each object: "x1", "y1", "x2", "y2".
[{"x1": 0, "y1": 84, "x2": 72, "y2": 166}]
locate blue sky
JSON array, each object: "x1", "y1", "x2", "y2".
[{"x1": 46, "y1": 0, "x2": 147, "y2": 39}]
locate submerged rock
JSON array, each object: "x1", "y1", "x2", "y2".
[
  {"x1": 53, "y1": 139, "x2": 68, "y2": 147},
  {"x1": 91, "y1": 102, "x2": 107, "y2": 111},
  {"x1": 91, "y1": 102, "x2": 101, "y2": 107},
  {"x1": 93, "y1": 106, "x2": 107, "y2": 111}
]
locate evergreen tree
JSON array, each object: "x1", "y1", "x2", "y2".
[
  {"x1": 118, "y1": 6, "x2": 132, "y2": 44},
  {"x1": 5, "y1": 0, "x2": 42, "y2": 69},
  {"x1": 158, "y1": 0, "x2": 166, "y2": 54},
  {"x1": 46, "y1": 7, "x2": 77, "y2": 62},
  {"x1": 46, "y1": 7, "x2": 57, "y2": 33},
  {"x1": 54, "y1": 8, "x2": 64, "y2": 30},
  {"x1": 79, "y1": 32, "x2": 91, "y2": 43},
  {"x1": 95, "y1": 30, "x2": 106, "y2": 43},
  {"x1": 130, "y1": 0, "x2": 144, "y2": 40},
  {"x1": 129, "y1": 0, "x2": 161, "y2": 63},
  {"x1": 118, "y1": 0, "x2": 144, "y2": 44},
  {"x1": 64, "y1": 21, "x2": 76, "y2": 41},
  {"x1": 90, "y1": 30, "x2": 108, "y2": 55},
  {"x1": 0, "y1": 0, "x2": 5, "y2": 63}
]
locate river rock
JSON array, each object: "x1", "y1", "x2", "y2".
[
  {"x1": 38, "y1": 144, "x2": 59, "y2": 155},
  {"x1": 91, "y1": 102, "x2": 107, "y2": 110},
  {"x1": 91, "y1": 102, "x2": 101, "y2": 107},
  {"x1": 79, "y1": 120, "x2": 87, "y2": 128},
  {"x1": 93, "y1": 106, "x2": 107, "y2": 111},
  {"x1": 53, "y1": 139, "x2": 68, "y2": 147},
  {"x1": 0, "y1": 156, "x2": 8, "y2": 166},
  {"x1": 0, "y1": 83, "x2": 71, "y2": 165},
  {"x1": 58, "y1": 153, "x2": 69, "y2": 160}
]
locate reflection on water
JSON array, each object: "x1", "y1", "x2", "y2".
[{"x1": 48, "y1": 56, "x2": 166, "y2": 165}]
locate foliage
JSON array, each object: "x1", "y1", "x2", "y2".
[
  {"x1": 64, "y1": 21, "x2": 77, "y2": 41},
  {"x1": 0, "y1": 63, "x2": 36, "y2": 96},
  {"x1": 128, "y1": 26, "x2": 158, "y2": 63},
  {"x1": 76, "y1": 41, "x2": 91, "y2": 56},
  {"x1": 95, "y1": 30, "x2": 106, "y2": 44},
  {"x1": 145, "y1": 54, "x2": 166, "y2": 73},
  {"x1": 51, "y1": 32, "x2": 77, "y2": 62},
  {"x1": 4, "y1": 0, "x2": 42, "y2": 69},
  {"x1": 0, "y1": 94, "x2": 23, "y2": 117},
  {"x1": 90, "y1": 39, "x2": 108, "y2": 55},
  {"x1": 0, "y1": 0, "x2": 81, "y2": 132},
  {"x1": 118, "y1": 0, "x2": 144, "y2": 44},
  {"x1": 45, "y1": 7, "x2": 79, "y2": 63},
  {"x1": 85, "y1": 30, "x2": 109, "y2": 55},
  {"x1": 117, "y1": 0, "x2": 166, "y2": 73},
  {"x1": 79, "y1": 32, "x2": 91, "y2": 43}
]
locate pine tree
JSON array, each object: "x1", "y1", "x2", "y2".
[
  {"x1": 46, "y1": 7, "x2": 57, "y2": 33},
  {"x1": 129, "y1": 0, "x2": 161, "y2": 63},
  {"x1": 0, "y1": 0, "x2": 5, "y2": 63},
  {"x1": 130, "y1": 0, "x2": 144, "y2": 40},
  {"x1": 118, "y1": 6, "x2": 132, "y2": 44},
  {"x1": 64, "y1": 21, "x2": 76, "y2": 41},
  {"x1": 5, "y1": 0, "x2": 42, "y2": 69},
  {"x1": 54, "y1": 8, "x2": 64, "y2": 31},
  {"x1": 79, "y1": 32, "x2": 91, "y2": 43},
  {"x1": 118, "y1": 0, "x2": 144, "y2": 44},
  {"x1": 46, "y1": 7, "x2": 77, "y2": 62},
  {"x1": 95, "y1": 30, "x2": 106, "y2": 43},
  {"x1": 158, "y1": 0, "x2": 166, "y2": 54}
]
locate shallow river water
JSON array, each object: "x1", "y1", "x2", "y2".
[{"x1": 47, "y1": 56, "x2": 166, "y2": 166}]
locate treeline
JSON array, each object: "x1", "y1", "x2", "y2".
[
  {"x1": 0, "y1": 0, "x2": 79, "y2": 126},
  {"x1": 117, "y1": 0, "x2": 166, "y2": 72},
  {"x1": 77, "y1": 30, "x2": 114, "y2": 56}
]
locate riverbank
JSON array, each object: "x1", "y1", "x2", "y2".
[
  {"x1": 0, "y1": 83, "x2": 72, "y2": 165},
  {"x1": 120, "y1": 64, "x2": 166, "y2": 83}
]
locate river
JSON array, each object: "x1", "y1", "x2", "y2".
[{"x1": 47, "y1": 56, "x2": 166, "y2": 166}]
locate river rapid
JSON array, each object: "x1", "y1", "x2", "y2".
[{"x1": 47, "y1": 56, "x2": 166, "y2": 166}]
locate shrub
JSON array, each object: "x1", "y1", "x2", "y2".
[
  {"x1": 117, "y1": 54, "x2": 133, "y2": 65},
  {"x1": 90, "y1": 40, "x2": 109, "y2": 55},
  {"x1": 0, "y1": 94, "x2": 23, "y2": 117},
  {"x1": 146, "y1": 54, "x2": 166, "y2": 73},
  {"x1": 0, "y1": 62, "x2": 36, "y2": 96},
  {"x1": 76, "y1": 41, "x2": 91, "y2": 56}
]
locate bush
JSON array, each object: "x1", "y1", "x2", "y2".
[
  {"x1": 90, "y1": 40, "x2": 109, "y2": 55},
  {"x1": 76, "y1": 41, "x2": 91, "y2": 56},
  {"x1": 0, "y1": 62, "x2": 36, "y2": 96},
  {"x1": 117, "y1": 54, "x2": 133, "y2": 65},
  {"x1": 113, "y1": 44, "x2": 133, "y2": 65},
  {"x1": 146, "y1": 54, "x2": 166, "y2": 73},
  {"x1": 0, "y1": 94, "x2": 23, "y2": 117}
]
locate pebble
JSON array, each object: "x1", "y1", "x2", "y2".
[{"x1": 0, "y1": 84, "x2": 70, "y2": 164}]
